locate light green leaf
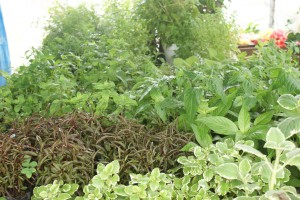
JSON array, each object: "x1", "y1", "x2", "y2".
[
  {"x1": 234, "y1": 197, "x2": 257, "y2": 200},
  {"x1": 239, "y1": 159, "x2": 251, "y2": 175},
  {"x1": 55, "y1": 193, "x2": 72, "y2": 200},
  {"x1": 177, "y1": 156, "x2": 190, "y2": 165},
  {"x1": 184, "y1": 88, "x2": 201, "y2": 121},
  {"x1": 278, "y1": 141, "x2": 295, "y2": 151},
  {"x1": 253, "y1": 111, "x2": 274, "y2": 125},
  {"x1": 199, "y1": 116, "x2": 238, "y2": 135},
  {"x1": 277, "y1": 94, "x2": 298, "y2": 110},
  {"x1": 264, "y1": 127, "x2": 285, "y2": 149},
  {"x1": 278, "y1": 117, "x2": 300, "y2": 139},
  {"x1": 190, "y1": 123, "x2": 212, "y2": 147},
  {"x1": 286, "y1": 149, "x2": 300, "y2": 166},
  {"x1": 216, "y1": 163, "x2": 239, "y2": 180},
  {"x1": 203, "y1": 169, "x2": 214, "y2": 182},
  {"x1": 235, "y1": 144, "x2": 265, "y2": 158},
  {"x1": 180, "y1": 142, "x2": 198, "y2": 152},
  {"x1": 238, "y1": 106, "x2": 251, "y2": 133}
]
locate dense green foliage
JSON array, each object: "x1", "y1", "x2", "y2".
[
  {"x1": 32, "y1": 126, "x2": 300, "y2": 199},
  {"x1": 0, "y1": 113, "x2": 192, "y2": 197},
  {"x1": 1, "y1": 1, "x2": 300, "y2": 199}
]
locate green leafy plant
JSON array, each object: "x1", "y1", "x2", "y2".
[
  {"x1": 136, "y1": 0, "x2": 238, "y2": 59},
  {"x1": 32, "y1": 180, "x2": 78, "y2": 200},
  {"x1": 33, "y1": 124, "x2": 300, "y2": 199},
  {"x1": 21, "y1": 155, "x2": 37, "y2": 179}
]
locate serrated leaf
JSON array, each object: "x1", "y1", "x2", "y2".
[
  {"x1": 277, "y1": 94, "x2": 298, "y2": 110},
  {"x1": 199, "y1": 116, "x2": 238, "y2": 135},
  {"x1": 216, "y1": 163, "x2": 239, "y2": 180},
  {"x1": 238, "y1": 106, "x2": 251, "y2": 133}
]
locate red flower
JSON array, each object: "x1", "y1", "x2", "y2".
[{"x1": 270, "y1": 30, "x2": 287, "y2": 48}]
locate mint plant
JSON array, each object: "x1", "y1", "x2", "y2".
[
  {"x1": 32, "y1": 180, "x2": 78, "y2": 200},
  {"x1": 21, "y1": 155, "x2": 37, "y2": 179},
  {"x1": 235, "y1": 127, "x2": 300, "y2": 199},
  {"x1": 32, "y1": 125, "x2": 300, "y2": 199}
]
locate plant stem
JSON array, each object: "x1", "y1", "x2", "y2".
[{"x1": 269, "y1": 149, "x2": 282, "y2": 191}]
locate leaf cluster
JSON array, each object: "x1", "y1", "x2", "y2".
[
  {"x1": 32, "y1": 125, "x2": 300, "y2": 199},
  {"x1": 1, "y1": 112, "x2": 193, "y2": 198}
]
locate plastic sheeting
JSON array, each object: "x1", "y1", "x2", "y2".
[{"x1": 0, "y1": 4, "x2": 11, "y2": 86}]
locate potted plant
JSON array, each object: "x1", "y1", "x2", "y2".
[{"x1": 135, "y1": 0, "x2": 236, "y2": 63}]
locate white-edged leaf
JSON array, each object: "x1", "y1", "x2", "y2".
[
  {"x1": 239, "y1": 159, "x2": 251, "y2": 175},
  {"x1": 278, "y1": 117, "x2": 300, "y2": 139},
  {"x1": 216, "y1": 163, "x2": 239, "y2": 180},
  {"x1": 285, "y1": 148, "x2": 300, "y2": 166},
  {"x1": 277, "y1": 94, "x2": 298, "y2": 110},
  {"x1": 265, "y1": 127, "x2": 285, "y2": 145},
  {"x1": 235, "y1": 144, "x2": 265, "y2": 158},
  {"x1": 198, "y1": 116, "x2": 238, "y2": 135}
]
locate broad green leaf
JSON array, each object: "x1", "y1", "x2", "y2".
[
  {"x1": 235, "y1": 144, "x2": 265, "y2": 158},
  {"x1": 29, "y1": 161, "x2": 37, "y2": 168},
  {"x1": 190, "y1": 123, "x2": 212, "y2": 147},
  {"x1": 154, "y1": 104, "x2": 167, "y2": 122},
  {"x1": 55, "y1": 193, "x2": 71, "y2": 200},
  {"x1": 173, "y1": 58, "x2": 190, "y2": 68},
  {"x1": 184, "y1": 88, "x2": 201, "y2": 121},
  {"x1": 238, "y1": 106, "x2": 251, "y2": 133},
  {"x1": 286, "y1": 149, "x2": 300, "y2": 166},
  {"x1": 277, "y1": 94, "x2": 298, "y2": 110},
  {"x1": 264, "y1": 127, "x2": 285, "y2": 149},
  {"x1": 278, "y1": 117, "x2": 300, "y2": 139},
  {"x1": 177, "y1": 156, "x2": 190, "y2": 165},
  {"x1": 248, "y1": 125, "x2": 268, "y2": 140},
  {"x1": 254, "y1": 111, "x2": 274, "y2": 125},
  {"x1": 211, "y1": 91, "x2": 236, "y2": 116},
  {"x1": 185, "y1": 56, "x2": 199, "y2": 66},
  {"x1": 278, "y1": 141, "x2": 295, "y2": 151},
  {"x1": 50, "y1": 100, "x2": 61, "y2": 115},
  {"x1": 199, "y1": 116, "x2": 238, "y2": 135},
  {"x1": 216, "y1": 163, "x2": 239, "y2": 180},
  {"x1": 203, "y1": 169, "x2": 214, "y2": 182},
  {"x1": 150, "y1": 89, "x2": 164, "y2": 103},
  {"x1": 234, "y1": 197, "x2": 257, "y2": 200},
  {"x1": 180, "y1": 142, "x2": 198, "y2": 152},
  {"x1": 239, "y1": 159, "x2": 251, "y2": 175}
]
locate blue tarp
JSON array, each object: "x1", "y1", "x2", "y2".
[{"x1": 0, "y1": 4, "x2": 11, "y2": 86}]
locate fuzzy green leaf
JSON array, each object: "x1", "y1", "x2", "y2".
[
  {"x1": 216, "y1": 163, "x2": 239, "y2": 180},
  {"x1": 277, "y1": 94, "x2": 298, "y2": 110},
  {"x1": 239, "y1": 159, "x2": 251, "y2": 175},
  {"x1": 235, "y1": 144, "x2": 265, "y2": 158},
  {"x1": 264, "y1": 127, "x2": 285, "y2": 149},
  {"x1": 278, "y1": 117, "x2": 300, "y2": 139}
]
